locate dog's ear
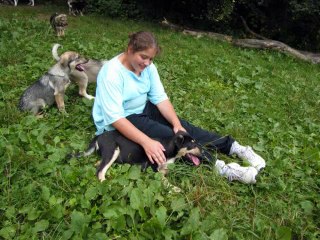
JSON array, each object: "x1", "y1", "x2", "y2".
[{"x1": 174, "y1": 134, "x2": 185, "y2": 148}]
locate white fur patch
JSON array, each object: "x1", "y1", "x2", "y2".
[{"x1": 98, "y1": 147, "x2": 120, "y2": 182}]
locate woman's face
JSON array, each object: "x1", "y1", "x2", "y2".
[{"x1": 127, "y1": 47, "x2": 157, "y2": 75}]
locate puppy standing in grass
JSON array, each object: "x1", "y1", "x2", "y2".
[
  {"x1": 92, "y1": 31, "x2": 266, "y2": 184},
  {"x1": 67, "y1": 0, "x2": 87, "y2": 16},
  {"x1": 19, "y1": 45, "x2": 87, "y2": 115},
  {"x1": 50, "y1": 13, "x2": 68, "y2": 37},
  {"x1": 52, "y1": 44, "x2": 107, "y2": 100},
  {"x1": 13, "y1": 0, "x2": 34, "y2": 6}
]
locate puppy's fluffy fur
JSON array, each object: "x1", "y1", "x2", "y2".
[
  {"x1": 19, "y1": 46, "x2": 87, "y2": 115},
  {"x1": 13, "y1": 0, "x2": 34, "y2": 6},
  {"x1": 76, "y1": 131, "x2": 202, "y2": 182},
  {"x1": 50, "y1": 13, "x2": 68, "y2": 37},
  {"x1": 52, "y1": 44, "x2": 107, "y2": 100},
  {"x1": 67, "y1": 0, "x2": 87, "y2": 16}
]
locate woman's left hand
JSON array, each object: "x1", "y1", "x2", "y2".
[{"x1": 173, "y1": 125, "x2": 187, "y2": 134}]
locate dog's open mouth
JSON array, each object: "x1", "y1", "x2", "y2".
[
  {"x1": 75, "y1": 64, "x2": 85, "y2": 71},
  {"x1": 186, "y1": 153, "x2": 200, "y2": 166}
]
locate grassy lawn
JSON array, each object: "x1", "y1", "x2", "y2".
[{"x1": 0, "y1": 4, "x2": 319, "y2": 239}]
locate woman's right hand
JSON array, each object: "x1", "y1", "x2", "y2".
[
  {"x1": 142, "y1": 138, "x2": 166, "y2": 165},
  {"x1": 112, "y1": 118, "x2": 167, "y2": 165}
]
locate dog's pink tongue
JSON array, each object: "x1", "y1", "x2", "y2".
[
  {"x1": 187, "y1": 153, "x2": 200, "y2": 166},
  {"x1": 76, "y1": 64, "x2": 85, "y2": 71}
]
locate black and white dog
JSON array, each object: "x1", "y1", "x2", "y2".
[
  {"x1": 13, "y1": 0, "x2": 34, "y2": 6},
  {"x1": 78, "y1": 131, "x2": 202, "y2": 182},
  {"x1": 67, "y1": 0, "x2": 87, "y2": 16}
]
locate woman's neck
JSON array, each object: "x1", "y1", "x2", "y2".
[{"x1": 119, "y1": 52, "x2": 138, "y2": 75}]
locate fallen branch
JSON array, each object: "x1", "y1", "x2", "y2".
[
  {"x1": 232, "y1": 39, "x2": 320, "y2": 64},
  {"x1": 182, "y1": 29, "x2": 233, "y2": 43},
  {"x1": 161, "y1": 18, "x2": 184, "y2": 31},
  {"x1": 161, "y1": 18, "x2": 320, "y2": 64}
]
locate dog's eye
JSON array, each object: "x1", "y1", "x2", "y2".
[{"x1": 191, "y1": 140, "x2": 195, "y2": 142}]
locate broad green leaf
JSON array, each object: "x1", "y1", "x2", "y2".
[
  {"x1": 171, "y1": 197, "x2": 186, "y2": 212},
  {"x1": 53, "y1": 136, "x2": 60, "y2": 145},
  {"x1": 130, "y1": 188, "x2": 142, "y2": 210},
  {"x1": 0, "y1": 226, "x2": 16, "y2": 239},
  {"x1": 80, "y1": 198, "x2": 91, "y2": 209},
  {"x1": 62, "y1": 229, "x2": 74, "y2": 240},
  {"x1": 50, "y1": 204, "x2": 64, "y2": 219},
  {"x1": 155, "y1": 206, "x2": 167, "y2": 229},
  {"x1": 49, "y1": 195, "x2": 57, "y2": 206},
  {"x1": 181, "y1": 207, "x2": 200, "y2": 235},
  {"x1": 210, "y1": 228, "x2": 228, "y2": 240},
  {"x1": 142, "y1": 187, "x2": 155, "y2": 207},
  {"x1": 41, "y1": 186, "x2": 50, "y2": 201},
  {"x1": 111, "y1": 214, "x2": 126, "y2": 231},
  {"x1": 102, "y1": 208, "x2": 118, "y2": 219},
  {"x1": 300, "y1": 200, "x2": 314, "y2": 215},
  {"x1": 5, "y1": 206, "x2": 16, "y2": 220},
  {"x1": 93, "y1": 232, "x2": 108, "y2": 240},
  {"x1": 92, "y1": 222, "x2": 102, "y2": 229},
  {"x1": 27, "y1": 208, "x2": 40, "y2": 221},
  {"x1": 37, "y1": 134, "x2": 45, "y2": 145},
  {"x1": 163, "y1": 228, "x2": 177, "y2": 240},
  {"x1": 18, "y1": 131, "x2": 28, "y2": 143},
  {"x1": 33, "y1": 220, "x2": 49, "y2": 232},
  {"x1": 48, "y1": 151, "x2": 64, "y2": 162},
  {"x1": 127, "y1": 166, "x2": 141, "y2": 180},
  {"x1": 85, "y1": 186, "x2": 98, "y2": 200},
  {"x1": 276, "y1": 226, "x2": 292, "y2": 240},
  {"x1": 70, "y1": 211, "x2": 89, "y2": 233},
  {"x1": 19, "y1": 205, "x2": 32, "y2": 214},
  {"x1": 201, "y1": 214, "x2": 217, "y2": 233}
]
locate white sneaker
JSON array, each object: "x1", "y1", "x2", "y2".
[
  {"x1": 230, "y1": 142, "x2": 266, "y2": 171},
  {"x1": 215, "y1": 160, "x2": 258, "y2": 184},
  {"x1": 237, "y1": 146, "x2": 266, "y2": 171}
]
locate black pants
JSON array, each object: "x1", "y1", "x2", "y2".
[{"x1": 126, "y1": 102, "x2": 234, "y2": 156}]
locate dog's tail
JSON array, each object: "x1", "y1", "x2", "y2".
[
  {"x1": 52, "y1": 43, "x2": 62, "y2": 61},
  {"x1": 67, "y1": 135, "x2": 99, "y2": 159}
]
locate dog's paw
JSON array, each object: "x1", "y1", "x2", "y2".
[
  {"x1": 99, "y1": 177, "x2": 106, "y2": 182},
  {"x1": 59, "y1": 109, "x2": 69, "y2": 116},
  {"x1": 97, "y1": 172, "x2": 106, "y2": 182},
  {"x1": 98, "y1": 175, "x2": 106, "y2": 182},
  {"x1": 85, "y1": 95, "x2": 95, "y2": 100},
  {"x1": 36, "y1": 114, "x2": 45, "y2": 119}
]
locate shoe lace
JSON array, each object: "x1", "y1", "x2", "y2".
[
  {"x1": 242, "y1": 147, "x2": 259, "y2": 163},
  {"x1": 225, "y1": 166, "x2": 246, "y2": 182}
]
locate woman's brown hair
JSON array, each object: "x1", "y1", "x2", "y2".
[{"x1": 127, "y1": 31, "x2": 161, "y2": 55}]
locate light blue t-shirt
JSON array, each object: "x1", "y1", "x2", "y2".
[{"x1": 92, "y1": 54, "x2": 168, "y2": 135}]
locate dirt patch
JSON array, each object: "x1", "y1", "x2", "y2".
[{"x1": 37, "y1": 13, "x2": 51, "y2": 21}]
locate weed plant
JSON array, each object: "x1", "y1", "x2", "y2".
[{"x1": 0, "y1": 4, "x2": 319, "y2": 240}]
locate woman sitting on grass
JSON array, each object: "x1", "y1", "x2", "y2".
[{"x1": 92, "y1": 31, "x2": 266, "y2": 184}]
